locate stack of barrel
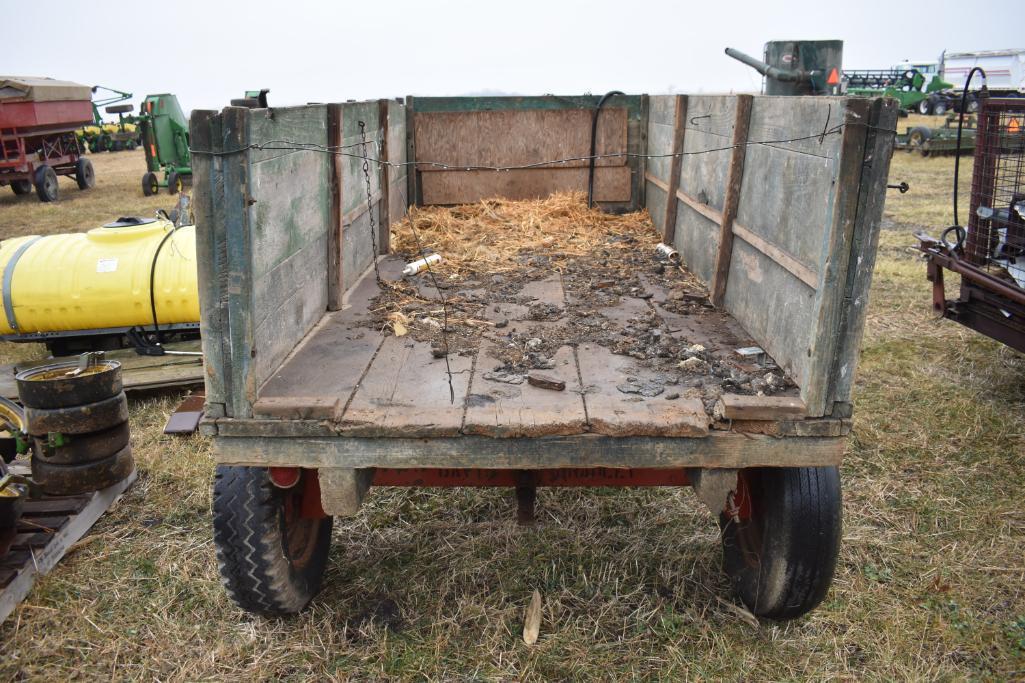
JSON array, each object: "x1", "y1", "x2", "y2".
[{"x1": 16, "y1": 360, "x2": 134, "y2": 496}]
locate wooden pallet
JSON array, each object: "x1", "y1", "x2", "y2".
[{"x1": 0, "y1": 466, "x2": 137, "y2": 624}]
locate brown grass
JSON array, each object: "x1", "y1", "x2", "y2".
[
  {"x1": 0, "y1": 148, "x2": 173, "y2": 239},
  {"x1": 0, "y1": 135, "x2": 1024, "y2": 680}
]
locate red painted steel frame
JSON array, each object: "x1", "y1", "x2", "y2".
[{"x1": 371, "y1": 468, "x2": 692, "y2": 487}]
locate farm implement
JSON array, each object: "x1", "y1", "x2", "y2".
[{"x1": 0, "y1": 76, "x2": 95, "y2": 202}]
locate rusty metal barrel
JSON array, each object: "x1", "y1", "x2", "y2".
[{"x1": 16, "y1": 358, "x2": 134, "y2": 496}]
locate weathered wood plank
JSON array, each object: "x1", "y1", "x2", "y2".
[
  {"x1": 714, "y1": 394, "x2": 807, "y2": 421},
  {"x1": 463, "y1": 342, "x2": 587, "y2": 438},
  {"x1": 377, "y1": 99, "x2": 391, "y2": 254},
  {"x1": 420, "y1": 167, "x2": 632, "y2": 205},
  {"x1": 189, "y1": 110, "x2": 229, "y2": 412},
  {"x1": 413, "y1": 108, "x2": 628, "y2": 169},
  {"x1": 222, "y1": 107, "x2": 255, "y2": 417},
  {"x1": 342, "y1": 336, "x2": 472, "y2": 437},
  {"x1": 405, "y1": 95, "x2": 419, "y2": 207},
  {"x1": 732, "y1": 222, "x2": 818, "y2": 289},
  {"x1": 327, "y1": 103, "x2": 344, "y2": 310},
  {"x1": 802, "y1": 98, "x2": 872, "y2": 416},
  {"x1": 662, "y1": 94, "x2": 688, "y2": 243},
  {"x1": 710, "y1": 94, "x2": 753, "y2": 307},
  {"x1": 212, "y1": 432, "x2": 846, "y2": 469},
  {"x1": 826, "y1": 98, "x2": 899, "y2": 408},
  {"x1": 676, "y1": 186, "x2": 724, "y2": 225},
  {"x1": 576, "y1": 343, "x2": 709, "y2": 437}
]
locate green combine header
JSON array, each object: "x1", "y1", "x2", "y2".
[{"x1": 137, "y1": 93, "x2": 192, "y2": 196}]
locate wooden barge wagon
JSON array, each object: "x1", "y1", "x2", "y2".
[{"x1": 191, "y1": 93, "x2": 897, "y2": 619}]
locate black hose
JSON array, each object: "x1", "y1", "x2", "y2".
[
  {"x1": 953, "y1": 67, "x2": 986, "y2": 229},
  {"x1": 148, "y1": 225, "x2": 177, "y2": 346},
  {"x1": 587, "y1": 91, "x2": 624, "y2": 208}
]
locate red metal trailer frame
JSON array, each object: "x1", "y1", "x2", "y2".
[{"x1": 0, "y1": 94, "x2": 93, "y2": 198}]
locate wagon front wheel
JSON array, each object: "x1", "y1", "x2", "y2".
[
  {"x1": 719, "y1": 466, "x2": 841, "y2": 620},
  {"x1": 213, "y1": 466, "x2": 332, "y2": 616}
]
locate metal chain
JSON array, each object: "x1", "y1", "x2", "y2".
[{"x1": 358, "y1": 121, "x2": 382, "y2": 282}]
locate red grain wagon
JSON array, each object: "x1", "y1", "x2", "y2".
[{"x1": 0, "y1": 77, "x2": 96, "y2": 202}]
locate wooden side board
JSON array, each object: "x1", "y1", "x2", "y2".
[
  {"x1": 644, "y1": 94, "x2": 896, "y2": 417},
  {"x1": 409, "y1": 95, "x2": 646, "y2": 210},
  {"x1": 212, "y1": 432, "x2": 846, "y2": 469}
]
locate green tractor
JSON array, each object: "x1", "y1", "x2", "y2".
[
  {"x1": 842, "y1": 69, "x2": 953, "y2": 115},
  {"x1": 137, "y1": 94, "x2": 191, "y2": 196}
]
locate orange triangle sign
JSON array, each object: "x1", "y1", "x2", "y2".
[{"x1": 827, "y1": 67, "x2": 840, "y2": 86}]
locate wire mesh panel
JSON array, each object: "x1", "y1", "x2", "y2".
[{"x1": 966, "y1": 98, "x2": 1025, "y2": 290}]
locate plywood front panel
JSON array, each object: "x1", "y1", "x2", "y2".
[
  {"x1": 413, "y1": 108, "x2": 628, "y2": 170},
  {"x1": 421, "y1": 166, "x2": 632, "y2": 205}
]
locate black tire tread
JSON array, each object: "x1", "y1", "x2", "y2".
[
  {"x1": 31, "y1": 443, "x2": 134, "y2": 496},
  {"x1": 720, "y1": 466, "x2": 841, "y2": 620},
  {"x1": 212, "y1": 466, "x2": 332, "y2": 616}
]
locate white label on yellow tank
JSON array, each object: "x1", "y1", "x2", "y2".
[{"x1": 96, "y1": 258, "x2": 118, "y2": 273}]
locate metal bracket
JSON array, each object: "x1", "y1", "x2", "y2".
[
  {"x1": 691, "y1": 468, "x2": 738, "y2": 516},
  {"x1": 317, "y1": 467, "x2": 373, "y2": 516}
]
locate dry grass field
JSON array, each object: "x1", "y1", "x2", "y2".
[{"x1": 0, "y1": 128, "x2": 1023, "y2": 680}]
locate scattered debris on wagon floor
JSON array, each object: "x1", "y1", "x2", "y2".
[{"x1": 366, "y1": 192, "x2": 796, "y2": 414}]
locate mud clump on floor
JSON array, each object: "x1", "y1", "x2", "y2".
[{"x1": 363, "y1": 193, "x2": 796, "y2": 413}]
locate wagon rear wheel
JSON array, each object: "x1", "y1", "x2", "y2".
[
  {"x1": 719, "y1": 466, "x2": 841, "y2": 620},
  {"x1": 10, "y1": 180, "x2": 32, "y2": 195},
  {"x1": 213, "y1": 466, "x2": 332, "y2": 616}
]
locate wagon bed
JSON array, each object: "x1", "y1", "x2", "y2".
[
  {"x1": 256, "y1": 249, "x2": 794, "y2": 439},
  {"x1": 192, "y1": 93, "x2": 896, "y2": 620}
]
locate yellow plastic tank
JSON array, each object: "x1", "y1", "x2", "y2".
[{"x1": 0, "y1": 218, "x2": 198, "y2": 336}]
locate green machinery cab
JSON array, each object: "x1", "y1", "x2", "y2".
[{"x1": 137, "y1": 93, "x2": 191, "y2": 196}]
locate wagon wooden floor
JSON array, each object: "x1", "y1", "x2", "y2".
[{"x1": 254, "y1": 256, "x2": 797, "y2": 438}]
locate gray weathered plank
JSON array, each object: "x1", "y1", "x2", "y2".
[
  {"x1": 576, "y1": 342, "x2": 709, "y2": 437},
  {"x1": 710, "y1": 94, "x2": 753, "y2": 307},
  {"x1": 213, "y1": 433, "x2": 845, "y2": 469},
  {"x1": 826, "y1": 98, "x2": 899, "y2": 407},
  {"x1": 188, "y1": 109, "x2": 228, "y2": 412},
  {"x1": 420, "y1": 167, "x2": 632, "y2": 205},
  {"x1": 343, "y1": 336, "x2": 472, "y2": 437}
]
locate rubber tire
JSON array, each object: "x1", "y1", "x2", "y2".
[
  {"x1": 719, "y1": 466, "x2": 842, "y2": 620},
  {"x1": 908, "y1": 127, "x2": 932, "y2": 157},
  {"x1": 33, "y1": 165, "x2": 58, "y2": 202},
  {"x1": 917, "y1": 99, "x2": 932, "y2": 115},
  {"x1": 111, "y1": 140, "x2": 124, "y2": 152},
  {"x1": 31, "y1": 421, "x2": 131, "y2": 465},
  {"x1": 75, "y1": 157, "x2": 95, "y2": 190},
  {"x1": 213, "y1": 466, "x2": 333, "y2": 616},
  {"x1": 126, "y1": 140, "x2": 137, "y2": 151},
  {"x1": 142, "y1": 172, "x2": 158, "y2": 196},
  {"x1": 10, "y1": 179, "x2": 32, "y2": 195},
  {"x1": 167, "y1": 171, "x2": 181, "y2": 195},
  {"x1": 16, "y1": 361, "x2": 122, "y2": 409},
  {"x1": 933, "y1": 99, "x2": 948, "y2": 116},
  {"x1": 31, "y1": 443, "x2": 134, "y2": 496},
  {"x1": 24, "y1": 392, "x2": 128, "y2": 436}
]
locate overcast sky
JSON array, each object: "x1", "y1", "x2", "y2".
[{"x1": 4, "y1": 0, "x2": 1021, "y2": 114}]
